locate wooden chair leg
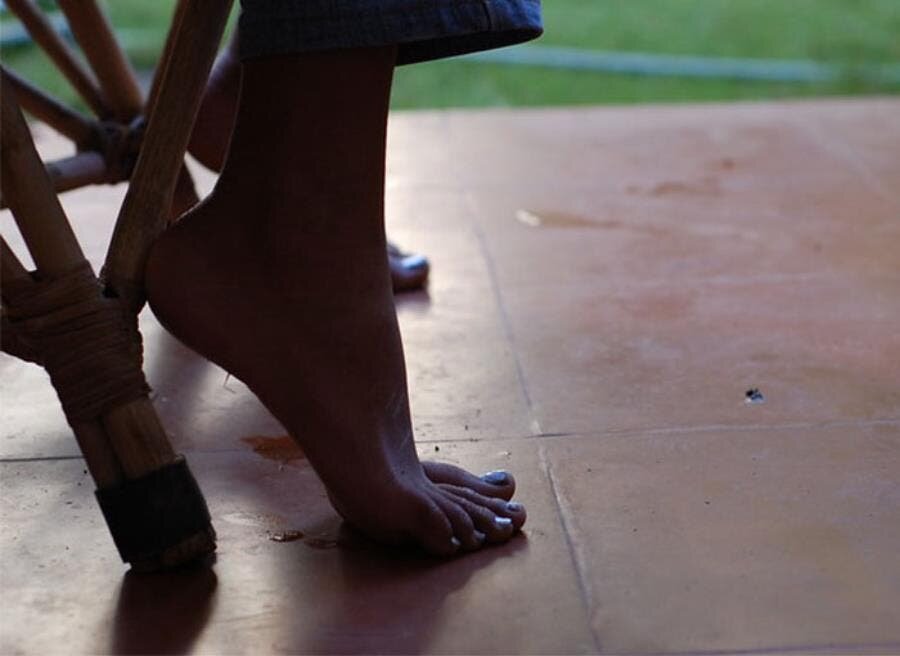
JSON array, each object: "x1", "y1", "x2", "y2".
[
  {"x1": 0, "y1": 78, "x2": 85, "y2": 276},
  {"x1": 1, "y1": 238, "x2": 30, "y2": 284},
  {"x1": 146, "y1": 0, "x2": 193, "y2": 118},
  {"x1": 103, "y1": 0, "x2": 233, "y2": 307},
  {"x1": 4, "y1": 0, "x2": 205, "y2": 219},
  {"x1": 1, "y1": 239, "x2": 40, "y2": 365},
  {"x1": 0, "y1": 152, "x2": 110, "y2": 211},
  {"x1": 1, "y1": 75, "x2": 215, "y2": 571},
  {"x1": 57, "y1": 0, "x2": 144, "y2": 122},
  {"x1": 0, "y1": 66, "x2": 97, "y2": 147},
  {"x1": 4, "y1": 0, "x2": 110, "y2": 118},
  {"x1": 146, "y1": 0, "x2": 205, "y2": 221},
  {"x1": 1, "y1": 72, "x2": 128, "y2": 488}
]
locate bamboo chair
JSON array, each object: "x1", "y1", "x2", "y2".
[{"x1": 1, "y1": 0, "x2": 234, "y2": 571}]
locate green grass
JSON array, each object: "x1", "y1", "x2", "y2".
[
  {"x1": 390, "y1": 62, "x2": 886, "y2": 109},
  {"x1": 538, "y1": 0, "x2": 900, "y2": 62},
  {"x1": 392, "y1": 0, "x2": 900, "y2": 108},
  {"x1": 1, "y1": 0, "x2": 898, "y2": 112}
]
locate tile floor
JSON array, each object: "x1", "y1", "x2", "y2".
[{"x1": 2, "y1": 99, "x2": 899, "y2": 655}]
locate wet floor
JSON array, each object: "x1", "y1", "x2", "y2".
[{"x1": 2, "y1": 99, "x2": 899, "y2": 654}]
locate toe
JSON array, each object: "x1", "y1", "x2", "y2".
[
  {"x1": 444, "y1": 494, "x2": 515, "y2": 543},
  {"x1": 442, "y1": 484, "x2": 527, "y2": 531},
  {"x1": 439, "y1": 487, "x2": 525, "y2": 544},
  {"x1": 409, "y1": 495, "x2": 461, "y2": 557},
  {"x1": 431, "y1": 494, "x2": 486, "y2": 551},
  {"x1": 422, "y1": 461, "x2": 516, "y2": 501},
  {"x1": 389, "y1": 250, "x2": 429, "y2": 292}
]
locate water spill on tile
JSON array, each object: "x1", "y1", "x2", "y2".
[
  {"x1": 626, "y1": 176, "x2": 722, "y2": 197},
  {"x1": 222, "y1": 511, "x2": 273, "y2": 528},
  {"x1": 241, "y1": 435, "x2": 306, "y2": 463},
  {"x1": 515, "y1": 209, "x2": 600, "y2": 229}
]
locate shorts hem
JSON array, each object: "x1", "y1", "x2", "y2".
[{"x1": 239, "y1": 0, "x2": 543, "y2": 65}]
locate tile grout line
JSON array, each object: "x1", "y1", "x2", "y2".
[
  {"x1": 538, "y1": 442, "x2": 601, "y2": 652},
  {"x1": 626, "y1": 640, "x2": 900, "y2": 656},
  {"x1": 464, "y1": 192, "x2": 542, "y2": 436},
  {"x1": 416, "y1": 415, "x2": 900, "y2": 445},
  {"x1": 792, "y1": 113, "x2": 899, "y2": 210},
  {"x1": 0, "y1": 455, "x2": 85, "y2": 464},
  {"x1": 5, "y1": 416, "x2": 897, "y2": 463},
  {"x1": 525, "y1": 416, "x2": 900, "y2": 442}
]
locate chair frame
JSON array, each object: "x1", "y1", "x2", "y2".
[{"x1": 1, "y1": 0, "x2": 234, "y2": 571}]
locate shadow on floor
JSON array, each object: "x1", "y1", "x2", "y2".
[
  {"x1": 111, "y1": 562, "x2": 218, "y2": 655},
  {"x1": 296, "y1": 523, "x2": 530, "y2": 654}
]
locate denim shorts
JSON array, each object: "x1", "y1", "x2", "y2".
[{"x1": 239, "y1": 0, "x2": 542, "y2": 65}]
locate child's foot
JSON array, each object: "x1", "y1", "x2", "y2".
[{"x1": 145, "y1": 190, "x2": 525, "y2": 556}]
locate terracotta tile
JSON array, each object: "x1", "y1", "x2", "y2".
[
  {"x1": 402, "y1": 101, "x2": 899, "y2": 200},
  {"x1": 389, "y1": 192, "x2": 533, "y2": 438},
  {"x1": 4, "y1": 100, "x2": 900, "y2": 655},
  {"x1": 0, "y1": 357, "x2": 74, "y2": 459},
  {"x1": 789, "y1": 99, "x2": 900, "y2": 208},
  {"x1": 501, "y1": 275, "x2": 900, "y2": 435},
  {"x1": 454, "y1": 105, "x2": 900, "y2": 292},
  {"x1": 387, "y1": 111, "x2": 456, "y2": 191},
  {"x1": 542, "y1": 423, "x2": 900, "y2": 654},
  {"x1": 466, "y1": 183, "x2": 900, "y2": 292},
  {"x1": 0, "y1": 440, "x2": 594, "y2": 654}
]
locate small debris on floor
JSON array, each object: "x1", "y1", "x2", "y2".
[
  {"x1": 745, "y1": 388, "x2": 765, "y2": 404},
  {"x1": 268, "y1": 530, "x2": 305, "y2": 543},
  {"x1": 434, "y1": 445, "x2": 440, "y2": 452}
]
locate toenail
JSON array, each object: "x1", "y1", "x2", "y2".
[
  {"x1": 482, "y1": 470, "x2": 509, "y2": 485},
  {"x1": 506, "y1": 502, "x2": 523, "y2": 513},
  {"x1": 474, "y1": 531, "x2": 486, "y2": 544},
  {"x1": 451, "y1": 537, "x2": 462, "y2": 549},
  {"x1": 401, "y1": 255, "x2": 428, "y2": 271},
  {"x1": 494, "y1": 516, "x2": 513, "y2": 529}
]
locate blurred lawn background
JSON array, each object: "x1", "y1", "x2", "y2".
[{"x1": 1, "y1": 0, "x2": 898, "y2": 111}]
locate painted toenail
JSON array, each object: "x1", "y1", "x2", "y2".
[
  {"x1": 482, "y1": 470, "x2": 509, "y2": 485},
  {"x1": 401, "y1": 255, "x2": 428, "y2": 270},
  {"x1": 494, "y1": 516, "x2": 513, "y2": 529},
  {"x1": 506, "y1": 502, "x2": 523, "y2": 513}
]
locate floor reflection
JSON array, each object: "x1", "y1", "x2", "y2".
[
  {"x1": 297, "y1": 524, "x2": 530, "y2": 654},
  {"x1": 110, "y1": 561, "x2": 218, "y2": 655}
]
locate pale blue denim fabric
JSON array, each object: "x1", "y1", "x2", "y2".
[{"x1": 239, "y1": 0, "x2": 542, "y2": 64}]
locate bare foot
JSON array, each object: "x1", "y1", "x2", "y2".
[
  {"x1": 146, "y1": 195, "x2": 524, "y2": 555},
  {"x1": 146, "y1": 48, "x2": 524, "y2": 556},
  {"x1": 187, "y1": 32, "x2": 429, "y2": 293}
]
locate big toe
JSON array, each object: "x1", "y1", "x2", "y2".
[
  {"x1": 389, "y1": 247, "x2": 429, "y2": 292},
  {"x1": 423, "y1": 461, "x2": 516, "y2": 501}
]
